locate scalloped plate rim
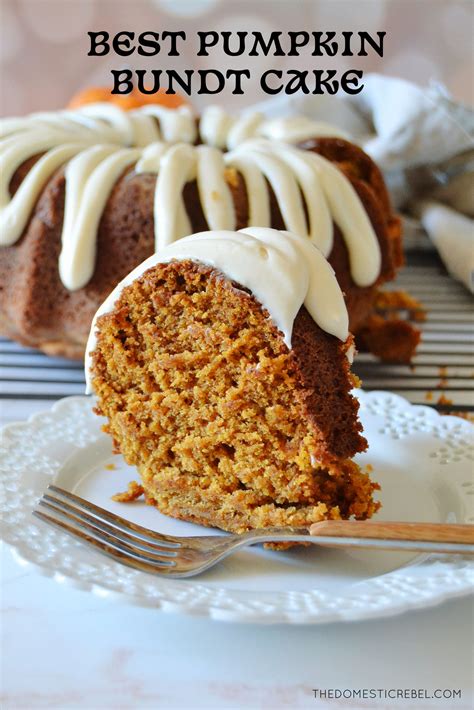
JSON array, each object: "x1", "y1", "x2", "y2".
[
  {"x1": 6, "y1": 545, "x2": 474, "y2": 625},
  {"x1": 1, "y1": 390, "x2": 473, "y2": 625}
]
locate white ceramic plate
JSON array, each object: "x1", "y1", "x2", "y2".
[{"x1": 1, "y1": 391, "x2": 473, "y2": 624}]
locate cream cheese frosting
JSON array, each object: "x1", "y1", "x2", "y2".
[
  {"x1": 0, "y1": 102, "x2": 381, "y2": 291},
  {"x1": 85, "y1": 227, "x2": 349, "y2": 393}
]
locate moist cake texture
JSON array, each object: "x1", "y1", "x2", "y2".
[{"x1": 89, "y1": 229, "x2": 380, "y2": 538}]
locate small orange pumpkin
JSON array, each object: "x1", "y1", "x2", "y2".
[{"x1": 67, "y1": 86, "x2": 189, "y2": 110}]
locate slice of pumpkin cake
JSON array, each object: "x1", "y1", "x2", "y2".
[{"x1": 86, "y1": 228, "x2": 379, "y2": 535}]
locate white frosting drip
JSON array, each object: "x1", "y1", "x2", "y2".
[
  {"x1": 136, "y1": 137, "x2": 380, "y2": 284},
  {"x1": 226, "y1": 139, "x2": 381, "y2": 285},
  {"x1": 199, "y1": 106, "x2": 235, "y2": 149},
  {"x1": 153, "y1": 144, "x2": 197, "y2": 249},
  {"x1": 140, "y1": 105, "x2": 197, "y2": 144},
  {"x1": 230, "y1": 140, "x2": 332, "y2": 253},
  {"x1": 259, "y1": 116, "x2": 348, "y2": 143},
  {"x1": 85, "y1": 227, "x2": 349, "y2": 393},
  {"x1": 224, "y1": 157, "x2": 270, "y2": 226},
  {"x1": 0, "y1": 143, "x2": 87, "y2": 247},
  {"x1": 60, "y1": 147, "x2": 141, "y2": 289},
  {"x1": 196, "y1": 146, "x2": 235, "y2": 233},
  {"x1": 227, "y1": 112, "x2": 264, "y2": 150},
  {"x1": 0, "y1": 102, "x2": 381, "y2": 290},
  {"x1": 198, "y1": 106, "x2": 348, "y2": 148},
  {"x1": 77, "y1": 103, "x2": 137, "y2": 145}
]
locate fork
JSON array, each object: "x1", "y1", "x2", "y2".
[{"x1": 33, "y1": 485, "x2": 474, "y2": 578}]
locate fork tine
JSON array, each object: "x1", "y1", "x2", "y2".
[
  {"x1": 47, "y1": 485, "x2": 181, "y2": 548},
  {"x1": 40, "y1": 494, "x2": 178, "y2": 557},
  {"x1": 34, "y1": 499, "x2": 177, "y2": 566},
  {"x1": 33, "y1": 510, "x2": 179, "y2": 576}
]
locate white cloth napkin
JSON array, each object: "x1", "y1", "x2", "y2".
[
  {"x1": 418, "y1": 202, "x2": 474, "y2": 293},
  {"x1": 253, "y1": 75, "x2": 474, "y2": 292}
]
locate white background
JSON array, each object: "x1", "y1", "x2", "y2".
[{"x1": 2, "y1": 542, "x2": 473, "y2": 709}]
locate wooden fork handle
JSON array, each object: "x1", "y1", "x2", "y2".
[{"x1": 309, "y1": 521, "x2": 474, "y2": 544}]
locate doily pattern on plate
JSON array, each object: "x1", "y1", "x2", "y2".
[{"x1": 1, "y1": 392, "x2": 473, "y2": 624}]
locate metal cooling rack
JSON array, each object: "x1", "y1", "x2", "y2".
[
  {"x1": 1, "y1": 248, "x2": 473, "y2": 415},
  {"x1": 353, "y1": 254, "x2": 474, "y2": 412}
]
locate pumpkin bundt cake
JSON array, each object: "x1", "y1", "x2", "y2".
[
  {"x1": 86, "y1": 228, "x2": 379, "y2": 536},
  {"x1": 0, "y1": 103, "x2": 415, "y2": 361}
]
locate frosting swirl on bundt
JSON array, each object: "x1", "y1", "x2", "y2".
[
  {"x1": 85, "y1": 227, "x2": 349, "y2": 392},
  {"x1": 0, "y1": 103, "x2": 380, "y2": 291}
]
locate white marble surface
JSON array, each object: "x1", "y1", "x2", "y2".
[{"x1": 1, "y1": 404, "x2": 473, "y2": 710}]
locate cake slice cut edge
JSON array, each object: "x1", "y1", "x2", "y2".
[{"x1": 89, "y1": 258, "x2": 380, "y2": 545}]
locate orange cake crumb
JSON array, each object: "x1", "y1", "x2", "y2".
[
  {"x1": 356, "y1": 313, "x2": 421, "y2": 363},
  {"x1": 375, "y1": 290, "x2": 426, "y2": 322},
  {"x1": 354, "y1": 289, "x2": 423, "y2": 363},
  {"x1": 437, "y1": 394, "x2": 453, "y2": 407},
  {"x1": 112, "y1": 480, "x2": 144, "y2": 503},
  {"x1": 90, "y1": 261, "x2": 380, "y2": 543}
]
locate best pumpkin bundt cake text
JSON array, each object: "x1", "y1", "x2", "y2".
[{"x1": 88, "y1": 30, "x2": 386, "y2": 97}]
